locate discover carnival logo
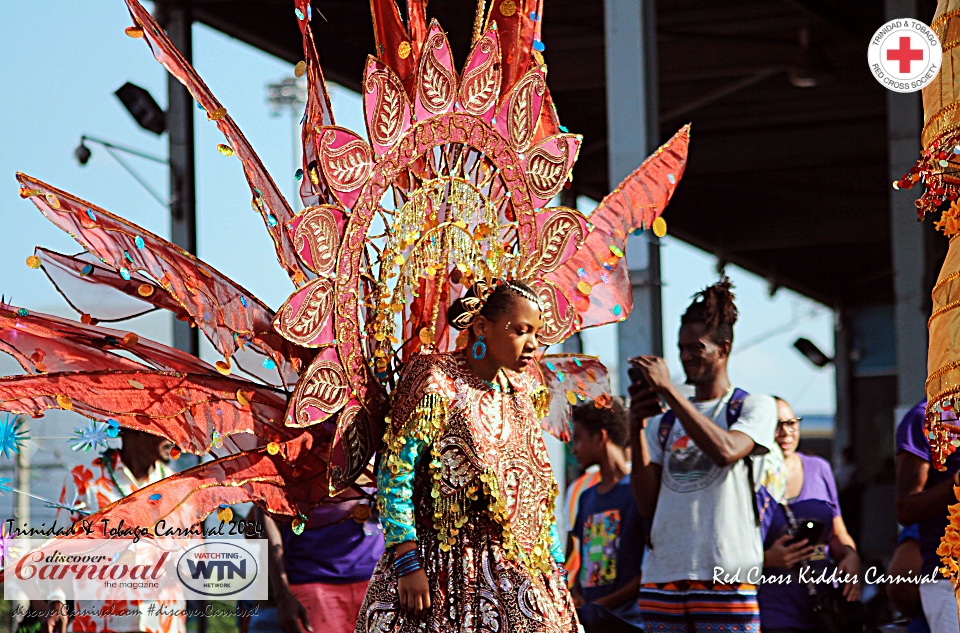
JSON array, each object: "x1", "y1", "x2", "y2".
[
  {"x1": 4, "y1": 539, "x2": 267, "y2": 601},
  {"x1": 868, "y1": 18, "x2": 942, "y2": 93}
]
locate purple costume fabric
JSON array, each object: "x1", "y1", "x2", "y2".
[{"x1": 895, "y1": 400, "x2": 960, "y2": 576}]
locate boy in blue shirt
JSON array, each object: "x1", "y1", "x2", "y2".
[{"x1": 570, "y1": 398, "x2": 645, "y2": 632}]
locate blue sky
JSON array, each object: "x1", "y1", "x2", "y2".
[{"x1": 0, "y1": 1, "x2": 835, "y2": 415}]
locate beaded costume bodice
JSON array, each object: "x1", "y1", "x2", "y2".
[{"x1": 381, "y1": 351, "x2": 557, "y2": 572}]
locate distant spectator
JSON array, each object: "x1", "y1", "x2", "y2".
[
  {"x1": 757, "y1": 397, "x2": 861, "y2": 633},
  {"x1": 886, "y1": 524, "x2": 931, "y2": 633},
  {"x1": 895, "y1": 400, "x2": 960, "y2": 632},
  {"x1": 260, "y1": 500, "x2": 383, "y2": 633},
  {"x1": 569, "y1": 397, "x2": 644, "y2": 632},
  {"x1": 56, "y1": 430, "x2": 185, "y2": 633},
  {"x1": 630, "y1": 278, "x2": 777, "y2": 632},
  {"x1": 564, "y1": 464, "x2": 601, "y2": 586}
]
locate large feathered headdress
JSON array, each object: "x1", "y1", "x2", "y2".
[{"x1": 0, "y1": 0, "x2": 688, "y2": 538}]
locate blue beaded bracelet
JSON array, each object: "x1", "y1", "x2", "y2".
[{"x1": 393, "y1": 549, "x2": 423, "y2": 577}]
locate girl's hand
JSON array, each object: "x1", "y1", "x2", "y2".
[
  {"x1": 398, "y1": 568, "x2": 431, "y2": 615},
  {"x1": 764, "y1": 534, "x2": 816, "y2": 569}
]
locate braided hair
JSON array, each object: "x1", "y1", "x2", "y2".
[
  {"x1": 680, "y1": 276, "x2": 738, "y2": 346},
  {"x1": 447, "y1": 281, "x2": 540, "y2": 330}
]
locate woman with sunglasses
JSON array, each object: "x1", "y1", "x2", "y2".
[{"x1": 757, "y1": 397, "x2": 861, "y2": 633}]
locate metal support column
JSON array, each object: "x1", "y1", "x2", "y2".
[
  {"x1": 606, "y1": 0, "x2": 662, "y2": 396},
  {"x1": 887, "y1": 0, "x2": 927, "y2": 415},
  {"x1": 158, "y1": 0, "x2": 199, "y2": 357}
]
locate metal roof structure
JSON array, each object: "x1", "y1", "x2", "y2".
[{"x1": 184, "y1": 0, "x2": 942, "y2": 309}]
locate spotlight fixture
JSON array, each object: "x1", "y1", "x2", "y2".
[
  {"x1": 74, "y1": 141, "x2": 92, "y2": 165},
  {"x1": 793, "y1": 337, "x2": 833, "y2": 368},
  {"x1": 114, "y1": 82, "x2": 166, "y2": 135}
]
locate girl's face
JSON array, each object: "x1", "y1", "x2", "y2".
[
  {"x1": 775, "y1": 399, "x2": 801, "y2": 456},
  {"x1": 473, "y1": 297, "x2": 543, "y2": 373}
]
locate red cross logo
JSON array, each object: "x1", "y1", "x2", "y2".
[{"x1": 887, "y1": 36, "x2": 924, "y2": 73}]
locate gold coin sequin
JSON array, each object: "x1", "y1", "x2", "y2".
[
  {"x1": 216, "y1": 360, "x2": 231, "y2": 375},
  {"x1": 26, "y1": 255, "x2": 41, "y2": 269},
  {"x1": 398, "y1": 41, "x2": 412, "y2": 59},
  {"x1": 353, "y1": 504, "x2": 371, "y2": 523},
  {"x1": 217, "y1": 507, "x2": 234, "y2": 523},
  {"x1": 217, "y1": 144, "x2": 235, "y2": 157},
  {"x1": 138, "y1": 284, "x2": 154, "y2": 297},
  {"x1": 500, "y1": 0, "x2": 517, "y2": 17},
  {"x1": 294, "y1": 61, "x2": 307, "y2": 78},
  {"x1": 45, "y1": 193, "x2": 60, "y2": 209},
  {"x1": 653, "y1": 216, "x2": 668, "y2": 237},
  {"x1": 129, "y1": 379, "x2": 145, "y2": 389},
  {"x1": 237, "y1": 389, "x2": 250, "y2": 406},
  {"x1": 419, "y1": 328, "x2": 434, "y2": 345},
  {"x1": 266, "y1": 441, "x2": 281, "y2": 456},
  {"x1": 122, "y1": 333, "x2": 139, "y2": 346},
  {"x1": 125, "y1": 26, "x2": 145, "y2": 38},
  {"x1": 56, "y1": 394, "x2": 73, "y2": 410},
  {"x1": 577, "y1": 281, "x2": 592, "y2": 295},
  {"x1": 208, "y1": 107, "x2": 227, "y2": 121}
]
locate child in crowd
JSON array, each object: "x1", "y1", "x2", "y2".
[{"x1": 570, "y1": 398, "x2": 646, "y2": 633}]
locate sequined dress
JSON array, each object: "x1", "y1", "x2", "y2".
[{"x1": 356, "y1": 351, "x2": 578, "y2": 632}]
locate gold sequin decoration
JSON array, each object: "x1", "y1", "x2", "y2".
[
  {"x1": 56, "y1": 394, "x2": 73, "y2": 410},
  {"x1": 208, "y1": 107, "x2": 227, "y2": 121},
  {"x1": 653, "y1": 216, "x2": 668, "y2": 237},
  {"x1": 138, "y1": 284, "x2": 154, "y2": 297},
  {"x1": 500, "y1": 0, "x2": 517, "y2": 17},
  {"x1": 217, "y1": 144, "x2": 235, "y2": 157},
  {"x1": 26, "y1": 255, "x2": 41, "y2": 269},
  {"x1": 294, "y1": 61, "x2": 307, "y2": 78},
  {"x1": 125, "y1": 26, "x2": 144, "y2": 38},
  {"x1": 266, "y1": 441, "x2": 281, "y2": 455},
  {"x1": 216, "y1": 360, "x2": 231, "y2": 375},
  {"x1": 398, "y1": 41, "x2": 412, "y2": 59}
]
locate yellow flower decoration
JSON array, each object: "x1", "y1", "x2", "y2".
[{"x1": 934, "y1": 199, "x2": 960, "y2": 237}]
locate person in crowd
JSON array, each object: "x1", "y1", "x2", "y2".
[
  {"x1": 258, "y1": 501, "x2": 384, "y2": 633},
  {"x1": 569, "y1": 398, "x2": 644, "y2": 632},
  {"x1": 628, "y1": 277, "x2": 777, "y2": 632},
  {"x1": 895, "y1": 399, "x2": 960, "y2": 632},
  {"x1": 757, "y1": 397, "x2": 861, "y2": 633},
  {"x1": 886, "y1": 524, "x2": 931, "y2": 633},
  {"x1": 564, "y1": 464, "x2": 601, "y2": 586},
  {"x1": 56, "y1": 429, "x2": 185, "y2": 633}
]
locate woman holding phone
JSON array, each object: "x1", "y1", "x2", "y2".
[{"x1": 757, "y1": 397, "x2": 861, "y2": 633}]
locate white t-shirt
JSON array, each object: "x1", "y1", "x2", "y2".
[{"x1": 641, "y1": 391, "x2": 777, "y2": 584}]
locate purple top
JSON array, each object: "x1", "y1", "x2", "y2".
[
  {"x1": 280, "y1": 504, "x2": 385, "y2": 585},
  {"x1": 758, "y1": 453, "x2": 842, "y2": 631},
  {"x1": 895, "y1": 400, "x2": 960, "y2": 576}
]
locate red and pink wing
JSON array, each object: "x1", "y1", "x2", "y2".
[
  {"x1": 544, "y1": 125, "x2": 690, "y2": 332},
  {"x1": 18, "y1": 174, "x2": 304, "y2": 386},
  {"x1": 536, "y1": 354, "x2": 612, "y2": 441},
  {"x1": 0, "y1": 370, "x2": 321, "y2": 463},
  {"x1": 123, "y1": 0, "x2": 308, "y2": 284}
]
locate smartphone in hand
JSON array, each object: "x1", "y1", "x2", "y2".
[{"x1": 627, "y1": 357, "x2": 649, "y2": 389}]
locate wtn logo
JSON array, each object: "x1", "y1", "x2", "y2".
[{"x1": 185, "y1": 559, "x2": 247, "y2": 581}]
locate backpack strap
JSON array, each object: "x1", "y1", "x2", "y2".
[
  {"x1": 727, "y1": 388, "x2": 761, "y2": 527},
  {"x1": 657, "y1": 411, "x2": 677, "y2": 454}
]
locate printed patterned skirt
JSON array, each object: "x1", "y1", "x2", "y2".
[{"x1": 356, "y1": 521, "x2": 579, "y2": 633}]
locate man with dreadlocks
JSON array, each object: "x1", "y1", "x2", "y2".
[{"x1": 627, "y1": 278, "x2": 778, "y2": 633}]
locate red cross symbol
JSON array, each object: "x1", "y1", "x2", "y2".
[{"x1": 887, "y1": 36, "x2": 924, "y2": 73}]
